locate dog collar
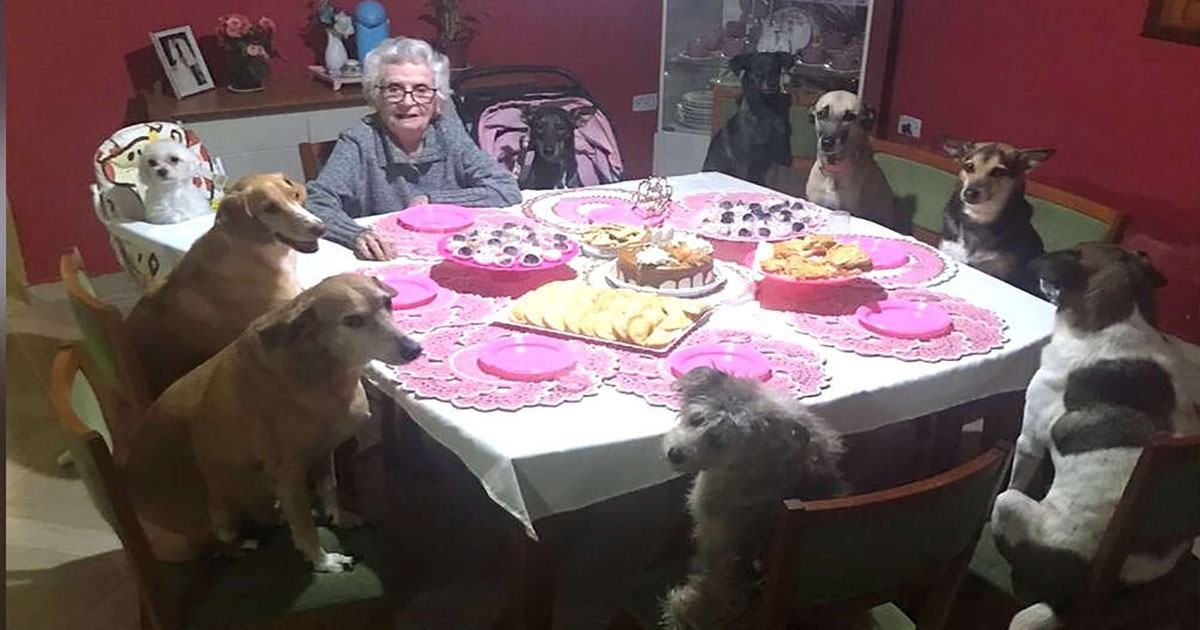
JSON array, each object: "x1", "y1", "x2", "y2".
[{"x1": 820, "y1": 161, "x2": 848, "y2": 174}]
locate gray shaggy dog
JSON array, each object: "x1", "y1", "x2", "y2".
[{"x1": 660, "y1": 367, "x2": 848, "y2": 630}]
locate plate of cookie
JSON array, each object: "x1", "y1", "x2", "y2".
[
  {"x1": 579, "y1": 223, "x2": 651, "y2": 258},
  {"x1": 438, "y1": 225, "x2": 579, "y2": 272},
  {"x1": 755, "y1": 234, "x2": 875, "y2": 285},
  {"x1": 500, "y1": 280, "x2": 713, "y2": 353}
]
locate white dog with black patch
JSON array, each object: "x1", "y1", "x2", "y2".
[
  {"x1": 138, "y1": 139, "x2": 212, "y2": 224},
  {"x1": 994, "y1": 243, "x2": 1200, "y2": 630}
]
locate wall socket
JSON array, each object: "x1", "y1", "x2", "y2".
[
  {"x1": 898, "y1": 114, "x2": 922, "y2": 139},
  {"x1": 632, "y1": 92, "x2": 658, "y2": 112}
]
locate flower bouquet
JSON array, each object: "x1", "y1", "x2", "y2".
[
  {"x1": 314, "y1": 0, "x2": 356, "y2": 76},
  {"x1": 216, "y1": 14, "x2": 279, "y2": 92}
]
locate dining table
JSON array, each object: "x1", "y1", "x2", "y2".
[{"x1": 107, "y1": 171, "x2": 1055, "y2": 628}]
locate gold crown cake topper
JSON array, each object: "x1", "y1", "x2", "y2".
[{"x1": 632, "y1": 176, "x2": 674, "y2": 221}]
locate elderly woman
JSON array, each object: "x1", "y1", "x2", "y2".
[{"x1": 306, "y1": 37, "x2": 521, "y2": 260}]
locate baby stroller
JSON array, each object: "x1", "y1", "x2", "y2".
[{"x1": 452, "y1": 65, "x2": 624, "y2": 187}]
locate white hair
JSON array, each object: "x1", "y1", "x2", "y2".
[{"x1": 363, "y1": 37, "x2": 452, "y2": 111}]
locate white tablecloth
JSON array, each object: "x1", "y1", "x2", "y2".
[{"x1": 109, "y1": 172, "x2": 1054, "y2": 536}]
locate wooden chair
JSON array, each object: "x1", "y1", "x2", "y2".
[
  {"x1": 969, "y1": 433, "x2": 1200, "y2": 630},
  {"x1": 610, "y1": 444, "x2": 1010, "y2": 630},
  {"x1": 60, "y1": 247, "x2": 154, "y2": 452},
  {"x1": 50, "y1": 344, "x2": 395, "y2": 629},
  {"x1": 298, "y1": 141, "x2": 337, "y2": 181},
  {"x1": 869, "y1": 138, "x2": 1126, "y2": 250}
]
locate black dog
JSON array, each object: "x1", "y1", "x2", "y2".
[
  {"x1": 702, "y1": 52, "x2": 795, "y2": 185},
  {"x1": 518, "y1": 105, "x2": 596, "y2": 189}
]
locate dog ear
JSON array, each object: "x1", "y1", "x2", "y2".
[
  {"x1": 774, "y1": 51, "x2": 797, "y2": 69},
  {"x1": 859, "y1": 103, "x2": 877, "y2": 128},
  {"x1": 943, "y1": 138, "x2": 975, "y2": 159},
  {"x1": 1133, "y1": 250, "x2": 1168, "y2": 288},
  {"x1": 571, "y1": 106, "x2": 597, "y2": 127},
  {"x1": 257, "y1": 302, "x2": 317, "y2": 351},
  {"x1": 1017, "y1": 148, "x2": 1055, "y2": 172},
  {"x1": 215, "y1": 190, "x2": 251, "y2": 223},
  {"x1": 370, "y1": 275, "x2": 399, "y2": 298},
  {"x1": 518, "y1": 104, "x2": 538, "y2": 125},
  {"x1": 1028, "y1": 249, "x2": 1084, "y2": 294},
  {"x1": 728, "y1": 53, "x2": 752, "y2": 74}
]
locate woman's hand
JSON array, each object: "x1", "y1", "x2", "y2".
[{"x1": 353, "y1": 230, "x2": 400, "y2": 261}]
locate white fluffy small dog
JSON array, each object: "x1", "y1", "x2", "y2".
[
  {"x1": 660, "y1": 367, "x2": 848, "y2": 630},
  {"x1": 138, "y1": 139, "x2": 212, "y2": 224}
]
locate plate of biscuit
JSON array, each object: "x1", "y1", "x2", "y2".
[
  {"x1": 756, "y1": 234, "x2": 875, "y2": 285},
  {"x1": 501, "y1": 281, "x2": 713, "y2": 352}
]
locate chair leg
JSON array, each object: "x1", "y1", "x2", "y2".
[{"x1": 333, "y1": 437, "x2": 360, "y2": 515}]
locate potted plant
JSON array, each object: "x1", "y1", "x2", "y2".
[
  {"x1": 420, "y1": 0, "x2": 480, "y2": 69},
  {"x1": 215, "y1": 13, "x2": 279, "y2": 92}
]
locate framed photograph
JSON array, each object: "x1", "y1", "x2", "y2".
[
  {"x1": 1143, "y1": 0, "x2": 1200, "y2": 46},
  {"x1": 150, "y1": 26, "x2": 215, "y2": 98}
]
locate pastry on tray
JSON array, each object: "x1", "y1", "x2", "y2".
[
  {"x1": 698, "y1": 199, "x2": 809, "y2": 240},
  {"x1": 615, "y1": 229, "x2": 716, "y2": 290},
  {"x1": 580, "y1": 223, "x2": 650, "y2": 255},
  {"x1": 507, "y1": 281, "x2": 711, "y2": 349},
  {"x1": 761, "y1": 234, "x2": 873, "y2": 280}
]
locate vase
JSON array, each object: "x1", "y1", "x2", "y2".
[
  {"x1": 437, "y1": 37, "x2": 470, "y2": 70},
  {"x1": 227, "y1": 57, "x2": 264, "y2": 93},
  {"x1": 325, "y1": 30, "x2": 349, "y2": 76}
]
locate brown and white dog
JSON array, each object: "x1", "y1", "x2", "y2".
[
  {"x1": 128, "y1": 173, "x2": 326, "y2": 397},
  {"x1": 126, "y1": 274, "x2": 423, "y2": 571},
  {"x1": 996, "y1": 244, "x2": 1200, "y2": 629},
  {"x1": 939, "y1": 140, "x2": 1052, "y2": 294},
  {"x1": 805, "y1": 90, "x2": 899, "y2": 231}
]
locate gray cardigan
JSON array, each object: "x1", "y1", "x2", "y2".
[{"x1": 306, "y1": 113, "x2": 522, "y2": 247}]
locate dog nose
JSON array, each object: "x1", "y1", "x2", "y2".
[
  {"x1": 819, "y1": 136, "x2": 837, "y2": 151},
  {"x1": 962, "y1": 187, "x2": 983, "y2": 203},
  {"x1": 399, "y1": 340, "x2": 422, "y2": 362},
  {"x1": 156, "y1": 168, "x2": 169, "y2": 178},
  {"x1": 666, "y1": 447, "x2": 685, "y2": 465},
  {"x1": 309, "y1": 224, "x2": 326, "y2": 238}
]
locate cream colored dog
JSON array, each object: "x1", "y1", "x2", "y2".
[
  {"x1": 805, "y1": 90, "x2": 899, "y2": 231},
  {"x1": 126, "y1": 274, "x2": 423, "y2": 572},
  {"x1": 128, "y1": 173, "x2": 326, "y2": 397}
]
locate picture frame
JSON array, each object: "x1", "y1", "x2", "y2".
[
  {"x1": 1143, "y1": 0, "x2": 1200, "y2": 46},
  {"x1": 150, "y1": 26, "x2": 215, "y2": 98}
]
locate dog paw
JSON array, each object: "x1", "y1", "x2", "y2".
[{"x1": 313, "y1": 550, "x2": 355, "y2": 573}]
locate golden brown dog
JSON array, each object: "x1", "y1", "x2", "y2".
[
  {"x1": 128, "y1": 173, "x2": 326, "y2": 397},
  {"x1": 125, "y1": 274, "x2": 423, "y2": 571}
]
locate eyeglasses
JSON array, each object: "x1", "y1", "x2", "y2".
[{"x1": 379, "y1": 83, "x2": 437, "y2": 104}]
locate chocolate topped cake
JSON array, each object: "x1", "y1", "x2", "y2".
[{"x1": 615, "y1": 230, "x2": 716, "y2": 290}]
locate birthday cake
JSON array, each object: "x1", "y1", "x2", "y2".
[{"x1": 616, "y1": 229, "x2": 716, "y2": 290}]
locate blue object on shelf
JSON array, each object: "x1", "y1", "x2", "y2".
[{"x1": 354, "y1": 1, "x2": 389, "y2": 62}]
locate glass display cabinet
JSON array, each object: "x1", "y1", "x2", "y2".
[{"x1": 653, "y1": 0, "x2": 895, "y2": 176}]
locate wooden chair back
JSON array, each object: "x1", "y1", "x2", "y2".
[
  {"x1": 762, "y1": 444, "x2": 1010, "y2": 629},
  {"x1": 869, "y1": 138, "x2": 1126, "y2": 249},
  {"x1": 60, "y1": 248, "x2": 153, "y2": 433},
  {"x1": 298, "y1": 141, "x2": 337, "y2": 181},
  {"x1": 50, "y1": 345, "x2": 179, "y2": 629},
  {"x1": 1067, "y1": 433, "x2": 1200, "y2": 627}
]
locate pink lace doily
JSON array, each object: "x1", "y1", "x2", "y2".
[
  {"x1": 521, "y1": 188, "x2": 686, "y2": 232},
  {"x1": 672, "y1": 191, "x2": 829, "y2": 233},
  {"x1": 389, "y1": 324, "x2": 618, "y2": 411},
  {"x1": 605, "y1": 328, "x2": 830, "y2": 410},
  {"x1": 834, "y1": 234, "x2": 957, "y2": 288},
  {"x1": 785, "y1": 287, "x2": 1008, "y2": 362},
  {"x1": 356, "y1": 263, "x2": 508, "y2": 333},
  {"x1": 372, "y1": 209, "x2": 536, "y2": 261}
]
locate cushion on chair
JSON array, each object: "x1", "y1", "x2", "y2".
[
  {"x1": 165, "y1": 525, "x2": 389, "y2": 629},
  {"x1": 1028, "y1": 199, "x2": 1109, "y2": 252},
  {"x1": 92, "y1": 121, "x2": 222, "y2": 222}
]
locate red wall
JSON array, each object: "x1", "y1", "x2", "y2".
[
  {"x1": 884, "y1": 0, "x2": 1200, "y2": 340},
  {"x1": 6, "y1": 1, "x2": 660, "y2": 284}
]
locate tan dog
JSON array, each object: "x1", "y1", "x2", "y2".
[
  {"x1": 126, "y1": 274, "x2": 423, "y2": 571},
  {"x1": 128, "y1": 173, "x2": 326, "y2": 396},
  {"x1": 805, "y1": 91, "x2": 899, "y2": 231}
]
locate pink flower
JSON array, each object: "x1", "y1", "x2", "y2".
[
  {"x1": 246, "y1": 44, "x2": 268, "y2": 58},
  {"x1": 257, "y1": 16, "x2": 276, "y2": 32},
  {"x1": 223, "y1": 13, "x2": 252, "y2": 38}
]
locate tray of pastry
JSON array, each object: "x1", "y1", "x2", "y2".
[{"x1": 497, "y1": 281, "x2": 714, "y2": 354}]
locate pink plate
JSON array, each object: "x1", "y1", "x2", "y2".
[
  {"x1": 760, "y1": 270, "x2": 866, "y2": 286},
  {"x1": 396, "y1": 204, "x2": 475, "y2": 233},
  {"x1": 375, "y1": 272, "x2": 440, "y2": 310},
  {"x1": 667, "y1": 343, "x2": 772, "y2": 382},
  {"x1": 855, "y1": 299, "x2": 953, "y2": 340},
  {"x1": 588, "y1": 202, "x2": 666, "y2": 227},
  {"x1": 837, "y1": 236, "x2": 909, "y2": 270},
  {"x1": 476, "y1": 335, "x2": 578, "y2": 382},
  {"x1": 436, "y1": 236, "x2": 579, "y2": 272}
]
